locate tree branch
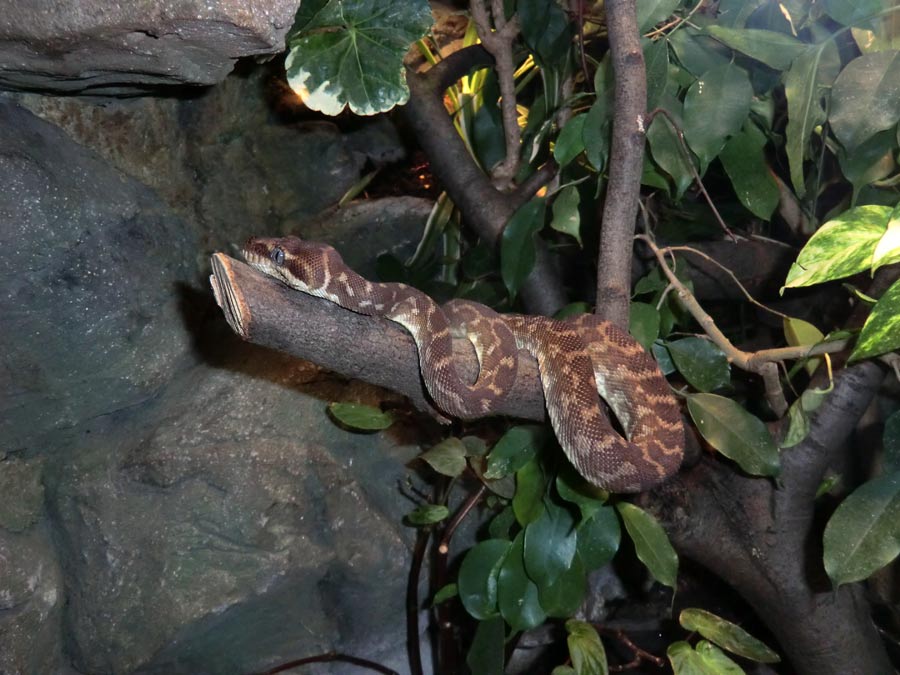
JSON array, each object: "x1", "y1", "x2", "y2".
[
  {"x1": 209, "y1": 253, "x2": 547, "y2": 421},
  {"x1": 403, "y1": 45, "x2": 566, "y2": 316},
  {"x1": 595, "y1": 0, "x2": 647, "y2": 327}
]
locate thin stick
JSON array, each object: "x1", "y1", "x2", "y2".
[
  {"x1": 250, "y1": 652, "x2": 399, "y2": 675},
  {"x1": 406, "y1": 529, "x2": 430, "y2": 675}
]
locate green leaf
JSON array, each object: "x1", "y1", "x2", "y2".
[
  {"x1": 498, "y1": 531, "x2": 547, "y2": 631},
  {"x1": 432, "y1": 583, "x2": 458, "y2": 606},
  {"x1": 885, "y1": 411, "x2": 900, "y2": 474},
  {"x1": 472, "y1": 72, "x2": 506, "y2": 172},
  {"x1": 513, "y1": 457, "x2": 547, "y2": 526},
  {"x1": 647, "y1": 97, "x2": 695, "y2": 198},
  {"x1": 576, "y1": 506, "x2": 621, "y2": 570},
  {"x1": 780, "y1": 387, "x2": 829, "y2": 449},
  {"x1": 616, "y1": 502, "x2": 678, "y2": 588},
  {"x1": 466, "y1": 616, "x2": 506, "y2": 675},
  {"x1": 488, "y1": 505, "x2": 517, "y2": 540},
  {"x1": 555, "y1": 115, "x2": 587, "y2": 168},
  {"x1": 783, "y1": 205, "x2": 890, "y2": 289},
  {"x1": 644, "y1": 38, "x2": 670, "y2": 112},
  {"x1": 784, "y1": 42, "x2": 841, "y2": 197},
  {"x1": 872, "y1": 206, "x2": 900, "y2": 272},
  {"x1": 565, "y1": 620, "x2": 609, "y2": 675},
  {"x1": 637, "y1": 0, "x2": 679, "y2": 32},
  {"x1": 551, "y1": 185, "x2": 583, "y2": 246},
  {"x1": 583, "y1": 96, "x2": 610, "y2": 171},
  {"x1": 538, "y1": 551, "x2": 587, "y2": 617},
  {"x1": 838, "y1": 130, "x2": 897, "y2": 199},
  {"x1": 669, "y1": 28, "x2": 731, "y2": 77},
  {"x1": 719, "y1": 123, "x2": 779, "y2": 221},
  {"x1": 652, "y1": 341, "x2": 676, "y2": 375},
  {"x1": 680, "y1": 608, "x2": 781, "y2": 663},
  {"x1": 695, "y1": 641, "x2": 746, "y2": 674},
  {"x1": 485, "y1": 425, "x2": 546, "y2": 479},
  {"x1": 524, "y1": 500, "x2": 578, "y2": 587},
  {"x1": 705, "y1": 26, "x2": 807, "y2": 70},
  {"x1": 557, "y1": 464, "x2": 609, "y2": 521},
  {"x1": 830, "y1": 51, "x2": 900, "y2": 150},
  {"x1": 683, "y1": 63, "x2": 753, "y2": 170},
  {"x1": 518, "y1": 0, "x2": 572, "y2": 66},
  {"x1": 420, "y1": 437, "x2": 468, "y2": 477},
  {"x1": 850, "y1": 278, "x2": 900, "y2": 360},
  {"x1": 667, "y1": 337, "x2": 730, "y2": 392},
  {"x1": 458, "y1": 539, "x2": 512, "y2": 619},
  {"x1": 824, "y1": 472, "x2": 900, "y2": 585},
  {"x1": 501, "y1": 197, "x2": 546, "y2": 299},
  {"x1": 327, "y1": 402, "x2": 395, "y2": 430},
  {"x1": 285, "y1": 0, "x2": 433, "y2": 115},
  {"x1": 462, "y1": 435, "x2": 489, "y2": 457},
  {"x1": 687, "y1": 393, "x2": 780, "y2": 477},
  {"x1": 629, "y1": 302, "x2": 661, "y2": 350},
  {"x1": 406, "y1": 504, "x2": 450, "y2": 526},
  {"x1": 552, "y1": 667, "x2": 577, "y2": 675},
  {"x1": 823, "y1": 0, "x2": 888, "y2": 28}
]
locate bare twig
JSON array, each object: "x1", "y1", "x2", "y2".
[
  {"x1": 595, "y1": 0, "x2": 648, "y2": 327},
  {"x1": 596, "y1": 626, "x2": 666, "y2": 670},
  {"x1": 437, "y1": 483, "x2": 488, "y2": 555},
  {"x1": 406, "y1": 529, "x2": 430, "y2": 675},
  {"x1": 250, "y1": 652, "x2": 399, "y2": 675},
  {"x1": 645, "y1": 107, "x2": 736, "y2": 241},
  {"x1": 636, "y1": 235, "x2": 855, "y2": 416}
]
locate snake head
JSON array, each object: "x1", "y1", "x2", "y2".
[{"x1": 242, "y1": 236, "x2": 337, "y2": 295}]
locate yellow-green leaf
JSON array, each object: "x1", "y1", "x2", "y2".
[
  {"x1": 327, "y1": 402, "x2": 395, "y2": 430},
  {"x1": 687, "y1": 394, "x2": 780, "y2": 477},
  {"x1": 420, "y1": 437, "x2": 468, "y2": 476},
  {"x1": 872, "y1": 206, "x2": 900, "y2": 272},
  {"x1": 850, "y1": 278, "x2": 900, "y2": 361},
  {"x1": 565, "y1": 619, "x2": 609, "y2": 675},
  {"x1": 679, "y1": 608, "x2": 780, "y2": 663},
  {"x1": 783, "y1": 205, "x2": 890, "y2": 289}
]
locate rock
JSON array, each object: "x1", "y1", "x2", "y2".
[
  {"x1": 0, "y1": 0, "x2": 301, "y2": 94},
  {"x1": 0, "y1": 98, "x2": 199, "y2": 452}
]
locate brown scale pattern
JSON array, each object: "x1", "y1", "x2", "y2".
[{"x1": 244, "y1": 236, "x2": 685, "y2": 493}]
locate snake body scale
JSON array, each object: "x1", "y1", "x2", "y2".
[{"x1": 243, "y1": 236, "x2": 684, "y2": 493}]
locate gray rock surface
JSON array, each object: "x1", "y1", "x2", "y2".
[
  {"x1": 0, "y1": 1, "x2": 302, "y2": 94},
  {"x1": 0, "y1": 60, "x2": 430, "y2": 673}
]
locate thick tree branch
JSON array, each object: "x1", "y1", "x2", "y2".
[
  {"x1": 209, "y1": 253, "x2": 546, "y2": 421},
  {"x1": 403, "y1": 45, "x2": 566, "y2": 316},
  {"x1": 652, "y1": 361, "x2": 890, "y2": 673},
  {"x1": 595, "y1": 0, "x2": 647, "y2": 327}
]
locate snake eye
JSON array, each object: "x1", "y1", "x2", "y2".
[{"x1": 270, "y1": 247, "x2": 285, "y2": 266}]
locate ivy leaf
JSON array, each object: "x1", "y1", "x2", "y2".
[
  {"x1": 576, "y1": 506, "x2": 621, "y2": 570},
  {"x1": 513, "y1": 457, "x2": 547, "y2": 526},
  {"x1": 555, "y1": 115, "x2": 587, "y2": 168},
  {"x1": 406, "y1": 504, "x2": 450, "y2": 526},
  {"x1": 498, "y1": 532, "x2": 547, "y2": 631},
  {"x1": 485, "y1": 425, "x2": 546, "y2": 479},
  {"x1": 616, "y1": 502, "x2": 678, "y2": 588},
  {"x1": 466, "y1": 616, "x2": 505, "y2": 675},
  {"x1": 830, "y1": 51, "x2": 900, "y2": 150},
  {"x1": 327, "y1": 402, "x2": 394, "y2": 430},
  {"x1": 666, "y1": 337, "x2": 730, "y2": 392},
  {"x1": 551, "y1": 185, "x2": 583, "y2": 246},
  {"x1": 420, "y1": 437, "x2": 468, "y2": 477},
  {"x1": 629, "y1": 302, "x2": 661, "y2": 351},
  {"x1": 688, "y1": 393, "x2": 780, "y2": 478},
  {"x1": 683, "y1": 62, "x2": 753, "y2": 170},
  {"x1": 458, "y1": 539, "x2": 512, "y2": 619},
  {"x1": 823, "y1": 472, "x2": 900, "y2": 585},
  {"x1": 719, "y1": 123, "x2": 779, "y2": 221},
  {"x1": 285, "y1": 0, "x2": 433, "y2": 115},
  {"x1": 524, "y1": 500, "x2": 578, "y2": 587},
  {"x1": 705, "y1": 26, "x2": 808, "y2": 70},
  {"x1": 784, "y1": 42, "x2": 841, "y2": 197},
  {"x1": 501, "y1": 197, "x2": 546, "y2": 299},
  {"x1": 538, "y1": 551, "x2": 587, "y2": 617},
  {"x1": 680, "y1": 608, "x2": 781, "y2": 662},
  {"x1": 850, "y1": 278, "x2": 900, "y2": 361},
  {"x1": 783, "y1": 205, "x2": 890, "y2": 289},
  {"x1": 564, "y1": 620, "x2": 609, "y2": 675}
]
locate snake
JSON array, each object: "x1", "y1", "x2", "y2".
[{"x1": 243, "y1": 236, "x2": 684, "y2": 493}]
